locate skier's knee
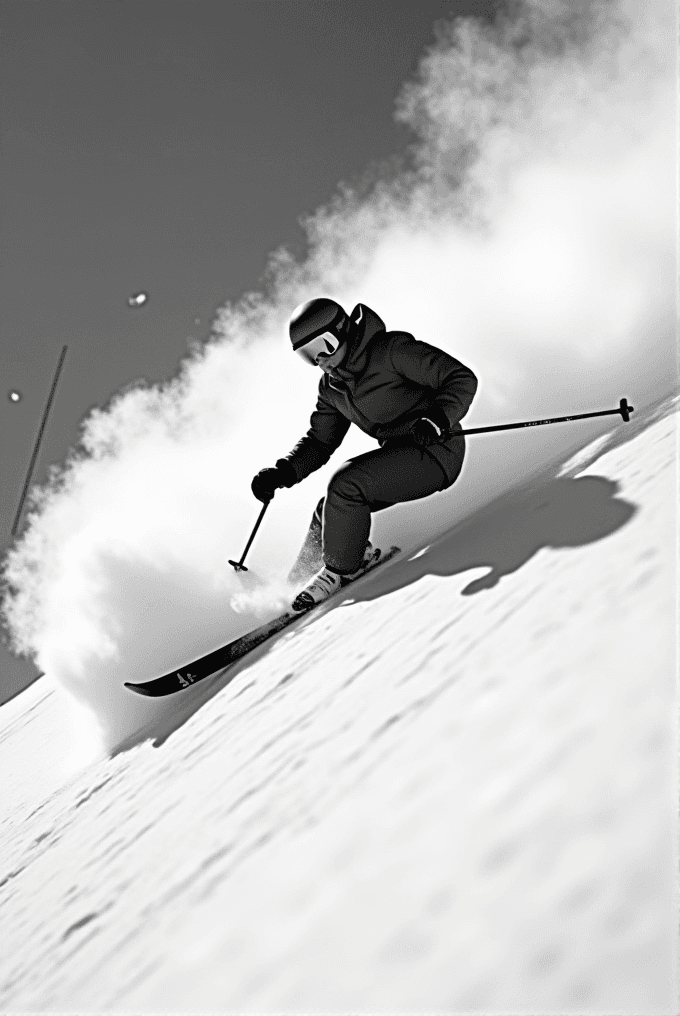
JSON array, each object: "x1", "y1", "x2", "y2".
[
  {"x1": 327, "y1": 460, "x2": 365, "y2": 505},
  {"x1": 313, "y1": 497, "x2": 325, "y2": 527}
]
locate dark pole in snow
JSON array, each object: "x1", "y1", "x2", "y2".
[
  {"x1": 11, "y1": 345, "x2": 69, "y2": 538},
  {"x1": 455, "y1": 397, "x2": 634, "y2": 437},
  {"x1": 229, "y1": 500, "x2": 270, "y2": 572}
]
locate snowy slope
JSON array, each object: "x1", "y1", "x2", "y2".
[{"x1": 0, "y1": 395, "x2": 676, "y2": 1014}]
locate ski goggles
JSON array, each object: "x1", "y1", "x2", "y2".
[{"x1": 295, "y1": 331, "x2": 341, "y2": 366}]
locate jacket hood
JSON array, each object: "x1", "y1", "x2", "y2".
[{"x1": 331, "y1": 303, "x2": 386, "y2": 384}]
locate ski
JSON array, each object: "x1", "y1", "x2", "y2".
[{"x1": 124, "y1": 545, "x2": 400, "y2": 697}]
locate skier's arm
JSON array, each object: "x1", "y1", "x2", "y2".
[
  {"x1": 389, "y1": 333, "x2": 478, "y2": 430},
  {"x1": 278, "y1": 390, "x2": 350, "y2": 482}
]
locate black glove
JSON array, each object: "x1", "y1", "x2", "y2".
[
  {"x1": 251, "y1": 459, "x2": 296, "y2": 503},
  {"x1": 410, "y1": 406, "x2": 450, "y2": 447}
]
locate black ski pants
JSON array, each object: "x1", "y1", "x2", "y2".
[{"x1": 290, "y1": 440, "x2": 463, "y2": 580}]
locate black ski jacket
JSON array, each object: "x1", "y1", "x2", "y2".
[{"x1": 280, "y1": 303, "x2": 478, "y2": 486}]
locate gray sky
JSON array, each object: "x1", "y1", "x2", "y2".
[{"x1": 0, "y1": 0, "x2": 496, "y2": 701}]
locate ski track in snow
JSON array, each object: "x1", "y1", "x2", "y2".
[{"x1": 0, "y1": 397, "x2": 677, "y2": 1013}]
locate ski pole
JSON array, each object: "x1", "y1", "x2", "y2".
[
  {"x1": 228, "y1": 398, "x2": 633, "y2": 569},
  {"x1": 229, "y1": 499, "x2": 270, "y2": 572},
  {"x1": 454, "y1": 397, "x2": 633, "y2": 438}
]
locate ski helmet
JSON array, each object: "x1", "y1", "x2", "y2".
[{"x1": 289, "y1": 298, "x2": 349, "y2": 364}]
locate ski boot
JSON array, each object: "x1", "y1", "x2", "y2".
[{"x1": 291, "y1": 543, "x2": 381, "y2": 612}]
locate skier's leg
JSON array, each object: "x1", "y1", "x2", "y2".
[
  {"x1": 323, "y1": 444, "x2": 448, "y2": 574},
  {"x1": 287, "y1": 497, "x2": 325, "y2": 584}
]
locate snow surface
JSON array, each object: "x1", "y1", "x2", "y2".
[{"x1": 0, "y1": 395, "x2": 677, "y2": 1014}]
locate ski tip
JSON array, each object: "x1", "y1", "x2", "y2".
[{"x1": 123, "y1": 681, "x2": 155, "y2": 697}]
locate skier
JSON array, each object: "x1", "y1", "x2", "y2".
[{"x1": 251, "y1": 298, "x2": 478, "y2": 611}]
